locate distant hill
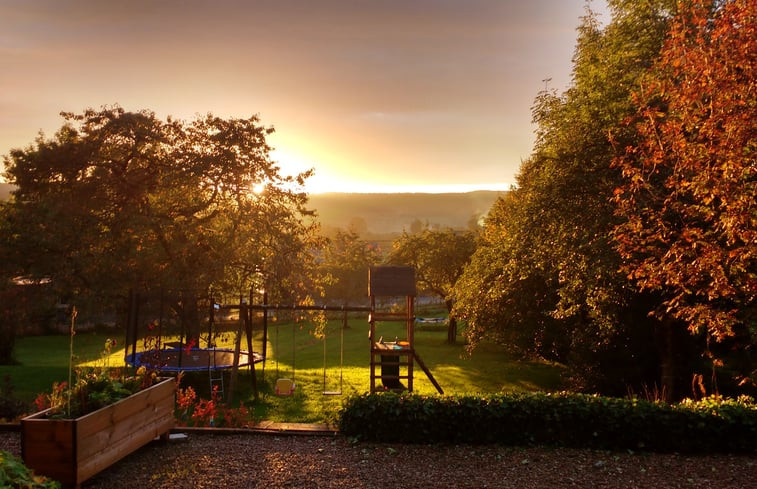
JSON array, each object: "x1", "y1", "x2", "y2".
[
  {"x1": 309, "y1": 191, "x2": 504, "y2": 234},
  {"x1": 0, "y1": 183, "x2": 504, "y2": 234}
]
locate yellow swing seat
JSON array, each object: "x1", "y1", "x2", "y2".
[{"x1": 275, "y1": 378, "x2": 296, "y2": 396}]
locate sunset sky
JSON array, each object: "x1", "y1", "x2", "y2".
[{"x1": 0, "y1": 0, "x2": 608, "y2": 194}]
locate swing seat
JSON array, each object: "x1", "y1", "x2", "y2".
[{"x1": 275, "y1": 378, "x2": 296, "y2": 396}]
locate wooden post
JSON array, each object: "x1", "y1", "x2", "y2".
[
  {"x1": 125, "y1": 289, "x2": 139, "y2": 366},
  {"x1": 208, "y1": 295, "x2": 215, "y2": 349},
  {"x1": 261, "y1": 291, "x2": 268, "y2": 375},
  {"x1": 245, "y1": 289, "x2": 258, "y2": 399},
  {"x1": 228, "y1": 301, "x2": 244, "y2": 404}
]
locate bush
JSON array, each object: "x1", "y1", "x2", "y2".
[
  {"x1": 0, "y1": 287, "x2": 21, "y2": 365},
  {"x1": 0, "y1": 375, "x2": 28, "y2": 422},
  {"x1": 0, "y1": 450, "x2": 60, "y2": 488},
  {"x1": 338, "y1": 392, "x2": 757, "y2": 453}
]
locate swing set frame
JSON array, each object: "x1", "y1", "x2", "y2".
[
  {"x1": 321, "y1": 309, "x2": 348, "y2": 396},
  {"x1": 250, "y1": 302, "x2": 371, "y2": 396},
  {"x1": 252, "y1": 266, "x2": 443, "y2": 396}
]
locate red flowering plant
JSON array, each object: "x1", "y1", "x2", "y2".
[
  {"x1": 174, "y1": 377, "x2": 251, "y2": 428},
  {"x1": 33, "y1": 308, "x2": 158, "y2": 418}
]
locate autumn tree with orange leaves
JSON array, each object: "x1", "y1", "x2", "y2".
[
  {"x1": 613, "y1": 0, "x2": 755, "y2": 387},
  {"x1": 454, "y1": 1, "x2": 677, "y2": 395}
]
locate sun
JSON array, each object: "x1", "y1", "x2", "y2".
[{"x1": 269, "y1": 147, "x2": 333, "y2": 194}]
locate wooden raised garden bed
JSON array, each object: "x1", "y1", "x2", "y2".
[{"x1": 21, "y1": 377, "x2": 175, "y2": 487}]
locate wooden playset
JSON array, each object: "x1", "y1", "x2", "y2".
[{"x1": 368, "y1": 266, "x2": 443, "y2": 394}]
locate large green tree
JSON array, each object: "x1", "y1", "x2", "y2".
[
  {"x1": 454, "y1": 1, "x2": 677, "y2": 394},
  {"x1": 1, "y1": 106, "x2": 321, "y2": 340},
  {"x1": 613, "y1": 0, "x2": 756, "y2": 389},
  {"x1": 319, "y1": 229, "x2": 380, "y2": 305},
  {"x1": 388, "y1": 228, "x2": 476, "y2": 343}
]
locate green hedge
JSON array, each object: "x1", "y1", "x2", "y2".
[{"x1": 338, "y1": 392, "x2": 757, "y2": 452}]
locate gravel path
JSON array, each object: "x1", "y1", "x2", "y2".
[{"x1": 2, "y1": 430, "x2": 756, "y2": 488}]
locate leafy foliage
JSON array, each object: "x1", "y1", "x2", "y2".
[
  {"x1": 388, "y1": 228, "x2": 476, "y2": 342},
  {"x1": 453, "y1": 1, "x2": 677, "y2": 393},
  {"x1": 389, "y1": 228, "x2": 476, "y2": 301},
  {"x1": 33, "y1": 366, "x2": 160, "y2": 419},
  {"x1": 319, "y1": 229, "x2": 380, "y2": 305},
  {"x1": 0, "y1": 375, "x2": 27, "y2": 421},
  {"x1": 612, "y1": 0, "x2": 756, "y2": 344},
  {"x1": 174, "y1": 382, "x2": 252, "y2": 428},
  {"x1": 1, "y1": 106, "x2": 321, "y2": 332},
  {"x1": 33, "y1": 317, "x2": 162, "y2": 418},
  {"x1": 0, "y1": 451, "x2": 60, "y2": 489},
  {"x1": 339, "y1": 392, "x2": 757, "y2": 452},
  {"x1": 0, "y1": 286, "x2": 21, "y2": 365}
]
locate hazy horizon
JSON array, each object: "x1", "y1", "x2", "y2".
[
  {"x1": 0, "y1": 0, "x2": 609, "y2": 194},
  {"x1": 0, "y1": 181, "x2": 507, "y2": 197}
]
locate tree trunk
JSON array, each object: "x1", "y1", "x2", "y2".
[
  {"x1": 176, "y1": 290, "x2": 201, "y2": 346},
  {"x1": 657, "y1": 318, "x2": 684, "y2": 402},
  {"x1": 445, "y1": 299, "x2": 456, "y2": 344}
]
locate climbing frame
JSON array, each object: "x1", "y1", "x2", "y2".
[{"x1": 368, "y1": 266, "x2": 443, "y2": 394}]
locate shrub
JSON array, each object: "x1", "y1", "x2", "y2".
[
  {"x1": 33, "y1": 317, "x2": 160, "y2": 419},
  {"x1": 0, "y1": 375, "x2": 28, "y2": 421},
  {"x1": 33, "y1": 364, "x2": 158, "y2": 419},
  {"x1": 0, "y1": 287, "x2": 21, "y2": 365},
  {"x1": 338, "y1": 392, "x2": 757, "y2": 453},
  {"x1": 0, "y1": 450, "x2": 60, "y2": 488},
  {"x1": 174, "y1": 382, "x2": 252, "y2": 428}
]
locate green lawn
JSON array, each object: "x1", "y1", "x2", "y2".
[
  {"x1": 1, "y1": 333, "x2": 116, "y2": 405},
  {"x1": 1, "y1": 312, "x2": 565, "y2": 423}
]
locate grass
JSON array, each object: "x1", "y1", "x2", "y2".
[
  {"x1": 0, "y1": 333, "x2": 114, "y2": 405},
  {"x1": 0, "y1": 309, "x2": 565, "y2": 423}
]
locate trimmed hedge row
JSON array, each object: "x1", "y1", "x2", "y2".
[{"x1": 338, "y1": 392, "x2": 757, "y2": 453}]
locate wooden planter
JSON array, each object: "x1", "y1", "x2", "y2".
[{"x1": 21, "y1": 377, "x2": 175, "y2": 487}]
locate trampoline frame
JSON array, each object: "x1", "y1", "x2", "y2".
[{"x1": 127, "y1": 347, "x2": 264, "y2": 373}]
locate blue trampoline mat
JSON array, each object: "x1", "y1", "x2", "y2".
[{"x1": 127, "y1": 347, "x2": 263, "y2": 372}]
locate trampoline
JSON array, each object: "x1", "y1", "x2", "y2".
[{"x1": 128, "y1": 347, "x2": 264, "y2": 373}]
